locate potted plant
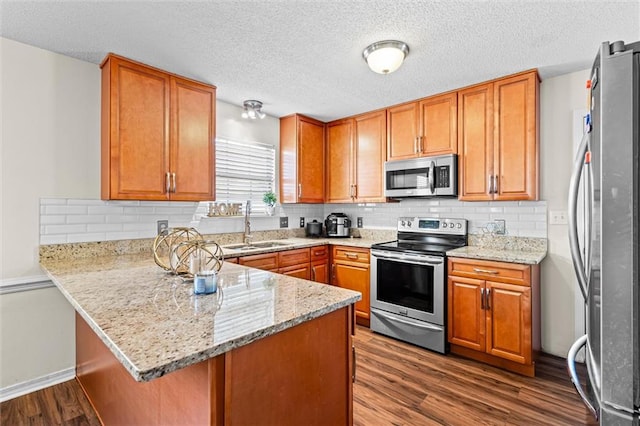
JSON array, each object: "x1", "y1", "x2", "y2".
[{"x1": 263, "y1": 191, "x2": 277, "y2": 216}]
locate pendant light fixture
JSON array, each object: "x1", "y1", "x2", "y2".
[
  {"x1": 241, "y1": 100, "x2": 266, "y2": 119},
  {"x1": 362, "y1": 40, "x2": 410, "y2": 74}
]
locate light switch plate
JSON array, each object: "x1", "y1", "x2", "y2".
[
  {"x1": 300, "y1": 217, "x2": 305, "y2": 228},
  {"x1": 494, "y1": 219, "x2": 506, "y2": 235},
  {"x1": 549, "y1": 210, "x2": 568, "y2": 225},
  {"x1": 280, "y1": 217, "x2": 288, "y2": 228},
  {"x1": 357, "y1": 217, "x2": 363, "y2": 228}
]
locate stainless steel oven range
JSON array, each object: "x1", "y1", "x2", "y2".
[{"x1": 370, "y1": 217, "x2": 467, "y2": 354}]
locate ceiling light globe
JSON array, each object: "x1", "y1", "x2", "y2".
[{"x1": 363, "y1": 40, "x2": 409, "y2": 74}]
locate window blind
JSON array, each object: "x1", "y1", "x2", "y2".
[{"x1": 215, "y1": 137, "x2": 276, "y2": 213}]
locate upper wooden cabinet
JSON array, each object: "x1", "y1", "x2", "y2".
[
  {"x1": 387, "y1": 92, "x2": 457, "y2": 161},
  {"x1": 458, "y1": 70, "x2": 539, "y2": 201},
  {"x1": 101, "y1": 54, "x2": 216, "y2": 201},
  {"x1": 326, "y1": 110, "x2": 386, "y2": 203},
  {"x1": 279, "y1": 114, "x2": 325, "y2": 203}
]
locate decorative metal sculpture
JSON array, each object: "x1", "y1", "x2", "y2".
[{"x1": 152, "y1": 227, "x2": 203, "y2": 271}]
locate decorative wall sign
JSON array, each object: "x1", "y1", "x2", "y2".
[{"x1": 207, "y1": 202, "x2": 243, "y2": 217}]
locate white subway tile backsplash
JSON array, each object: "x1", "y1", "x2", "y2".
[{"x1": 39, "y1": 198, "x2": 547, "y2": 244}]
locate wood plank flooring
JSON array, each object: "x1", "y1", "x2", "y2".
[{"x1": 1, "y1": 326, "x2": 597, "y2": 425}]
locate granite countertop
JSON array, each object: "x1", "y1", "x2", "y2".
[
  {"x1": 40, "y1": 253, "x2": 361, "y2": 383},
  {"x1": 445, "y1": 234, "x2": 547, "y2": 265}
]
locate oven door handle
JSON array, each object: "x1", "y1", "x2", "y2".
[
  {"x1": 371, "y1": 250, "x2": 443, "y2": 266},
  {"x1": 376, "y1": 310, "x2": 444, "y2": 332}
]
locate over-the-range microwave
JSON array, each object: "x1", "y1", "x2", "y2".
[{"x1": 383, "y1": 153, "x2": 458, "y2": 198}]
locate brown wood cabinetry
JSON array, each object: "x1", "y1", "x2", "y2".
[
  {"x1": 387, "y1": 92, "x2": 457, "y2": 161},
  {"x1": 278, "y1": 248, "x2": 311, "y2": 279},
  {"x1": 101, "y1": 54, "x2": 216, "y2": 201},
  {"x1": 310, "y1": 245, "x2": 330, "y2": 284},
  {"x1": 326, "y1": 111, "x2": 386, "y2": 203},
  {"x1": 280, "y1": 114, "x2": 325, "y2": 203},
  {"x1": 331, "y1": 246, "x2": 370, "y2": 326},
  {"x1": 238, "y1": 252, "x2": 279, "y2": 272},
  {"x1": 447, "y1": 257, "x2": 540, "y2": 377},
  {"x1": 458, "y1": 70, "x2": 539, "y2": 201}
]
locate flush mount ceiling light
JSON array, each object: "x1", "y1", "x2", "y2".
[
  {"x1": 241, "y1": 100, "x2": 266, "y2": 119},
  {"x1": 362, "y1": 40, "x2": 410, "y2": 74}
]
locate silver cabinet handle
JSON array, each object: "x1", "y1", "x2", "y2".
[
  {"x1": 568, "y1": 131, "x2": 590, "y2": 301},
  {"x1": 567, "y1": 335, "x2": 598, "y2": 419},
  {"x1": 345, "y1": 253, "x2": 359, "y2": 259},
  {"x1": 352, "y1": 346, "x2": 356, "y2": 383},
  {"x1": 485, "y1": 288, "x2": 491, "y2": 310},
  {"x1": 311, "y1": 266, "x2": 316, "y2": 281},
  {"x1": 488, "y1": 175, "x2": 494, "y2": 194},
  {"x1": 166, "y1": 172, "x2": 171, "y2": 193},
  {"x1": 494, "y1": 175, "x2": 499, "y2": 194},
  {"x1": 171, "y1": 172, "x2": 176, "y2": 193},
  {"x1": 298, "y1": 183, "x2": 302, "y2": 198},
  {"x1": 473, "y1": 268, "x2": 498, "y2": 274},
  {"x1": 480, "y1": 288, "x2": 486, "y2": 310}
]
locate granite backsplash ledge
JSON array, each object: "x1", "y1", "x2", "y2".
[{"x1": 467, "y1": 233, "x2": 547, "y2": 252}]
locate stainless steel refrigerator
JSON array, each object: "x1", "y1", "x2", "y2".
[{"x1": 567, "y1": 40, "x2": 639, "y2": 424}]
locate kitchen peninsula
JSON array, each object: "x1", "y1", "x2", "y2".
[{"x1": 40, "y1": 251, "x2": 360, "y2": 425}]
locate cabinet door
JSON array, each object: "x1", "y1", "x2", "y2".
[
  {"x1": 485, "y1": 281, "x2": 531, "y2": 364},
  {"x1": 457, "y1": 83, "x2": 494, "y2": 201},
  {"x1": 354, "y1": 110, "x2": 386, "y2": 202},
  {"x1": 493, "y1": 72, "x2": 539, "y2": 201},
  {"x1": 103, "y1": 56, "x2": 170, "y2": 200},
  {"x1": 298, "y1": 117, "x2": 325, "y2": 203},
  {"x1": 387, "y1": 102, "x2": 419, "y2": 160},
  {"x1": 278, "y1": 248, "x2": 310, "y2": 268},
  {"x1": 311, "y1": 260, "x2": 329, "y2": 284},
  {"x1": 169, "y1": 77, "x2": 216, "y2": 201},
  {"x1": 447, "y1": 275, "x2": 485, "y2": 352},
  {"x1": 419, "y1": 92, "x2": 457, "y2": 156},
  {"x1": 325, "y1": 119, "x2": 353, "y2": 203},
  {"x1": 279, "y1": 264, "x2": 311, "y2": 280},
  {"x1": 332, "y1": 262, "x2": 370, "y2": 322}
]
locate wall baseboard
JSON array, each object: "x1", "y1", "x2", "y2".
[
  {"x1": 0, "y1": 367, "x2": 75, "y2": 403},
  {"x1": 0, "y1": 275, "x2": 53, "y2": 295}
]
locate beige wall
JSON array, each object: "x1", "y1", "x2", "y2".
[{"x1": 539, "y1": 69, "x2": 590, "y2": 356}]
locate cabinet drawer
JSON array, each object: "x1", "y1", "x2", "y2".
[
  {"x1": 310, "y1": 245, "x2": 329, "y2": 261},
  {"x1": 278, "y1": 248, "x2": 310, "y2": 268},
  {"x1": 239, "y1": 253, "x2": 278, "y2": 271},
  {"x1": 332, "y1": 246, "x2": 370, "y2": 264},
  {"x1": 448, "y1": 257, "x2": 530, "y2": 286}
]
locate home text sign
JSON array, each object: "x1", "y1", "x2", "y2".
[{"x1": 207, "y1": 202, "x2": 242, "y2": 217}]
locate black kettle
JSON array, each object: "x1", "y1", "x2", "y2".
[{"x1": 305, "y1": 220, "x2": 323, "y2": 237}]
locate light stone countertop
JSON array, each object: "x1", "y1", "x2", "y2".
[
  {"x1": 446, "y1": 246, "x2": 547, "y2": 265},
  {"x1": 221, "y1": 236, "x2": 389, "y2": 258},
  {"x1": 40, "y1": 253, "x2": 361, "y2": 383}
]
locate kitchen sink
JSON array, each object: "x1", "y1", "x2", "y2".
[{"x1": 223, "y1": 241, "x2": 292, "y2": 251}]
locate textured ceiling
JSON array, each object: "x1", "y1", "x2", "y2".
[{"x1": 1, "y1": 1, "x2": 639, "y2": 122}]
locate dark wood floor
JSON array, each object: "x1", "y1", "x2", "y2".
[{"x1": 1, "y1": 326, "x2": 597, "y2": 426}]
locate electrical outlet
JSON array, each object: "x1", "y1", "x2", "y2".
[
  {"x1": 157, "y1": 220, "x2": 169, "y2": 235},
  {"x1": 357, "y1": 217, "x2": 363, "y2": 228},
  {"x1": 280, "y1": 217, "x2": 288, "y2": 228},
  {"x1": 494, "y1": 219, "x2": 506, "y2": 235},
  {"x1": 300, "y1": 217, "x2": 305, "y2": 228},
  {"x1": 549, "y1": 210, "x2": 568, "y2": 225}
]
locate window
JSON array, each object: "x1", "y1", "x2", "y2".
[{"x1": 215, "y1": 137, "x2": 276, "y2": 213}]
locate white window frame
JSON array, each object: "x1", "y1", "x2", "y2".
[{"x1": 215, "y1": 137, "x2": 276, "y2": 215}]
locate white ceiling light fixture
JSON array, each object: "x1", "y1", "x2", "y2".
[
  {"x1": 362, "y1": 40, "x2": 410, "y2": 74},
  {"x1": 241, "y1": 100, "x2": 266, "y2": 119}
]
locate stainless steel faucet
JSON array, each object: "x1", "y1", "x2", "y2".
[{"x1": 243, "y1": 200, "x2": 252, "y2": 244}]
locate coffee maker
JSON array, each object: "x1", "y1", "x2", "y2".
[{"x1": 324, "y1": 213, "x2": 351, "y2": 237}]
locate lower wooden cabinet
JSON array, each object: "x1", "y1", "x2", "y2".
[
  {"x1": 447, "y1": 257, "x2": 540, "y2": 376},
  {"x1": 238, "y1": 252, "x2": 278, "y2": 272},
  {"x1": 331, "y1": 246, "x2": 370, "y2": 326},
  {"x1": 310, "y1": 245, "x2": 330, "y2": 284}
]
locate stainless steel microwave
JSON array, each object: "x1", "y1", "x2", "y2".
[{"x1": 384, "y1": 154, "x2": 458, "y2": 198}]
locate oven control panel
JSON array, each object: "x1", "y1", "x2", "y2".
[{"x1": 397, "y1": 217, "x2": 467, "y2": 235}]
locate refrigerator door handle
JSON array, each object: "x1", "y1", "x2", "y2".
[
  {"x1": 568, "y1": 131, "x2": 590, "y2": 301},
  {"x1": 567, "y1": 334, "x2": 599, "y2": 420}
]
